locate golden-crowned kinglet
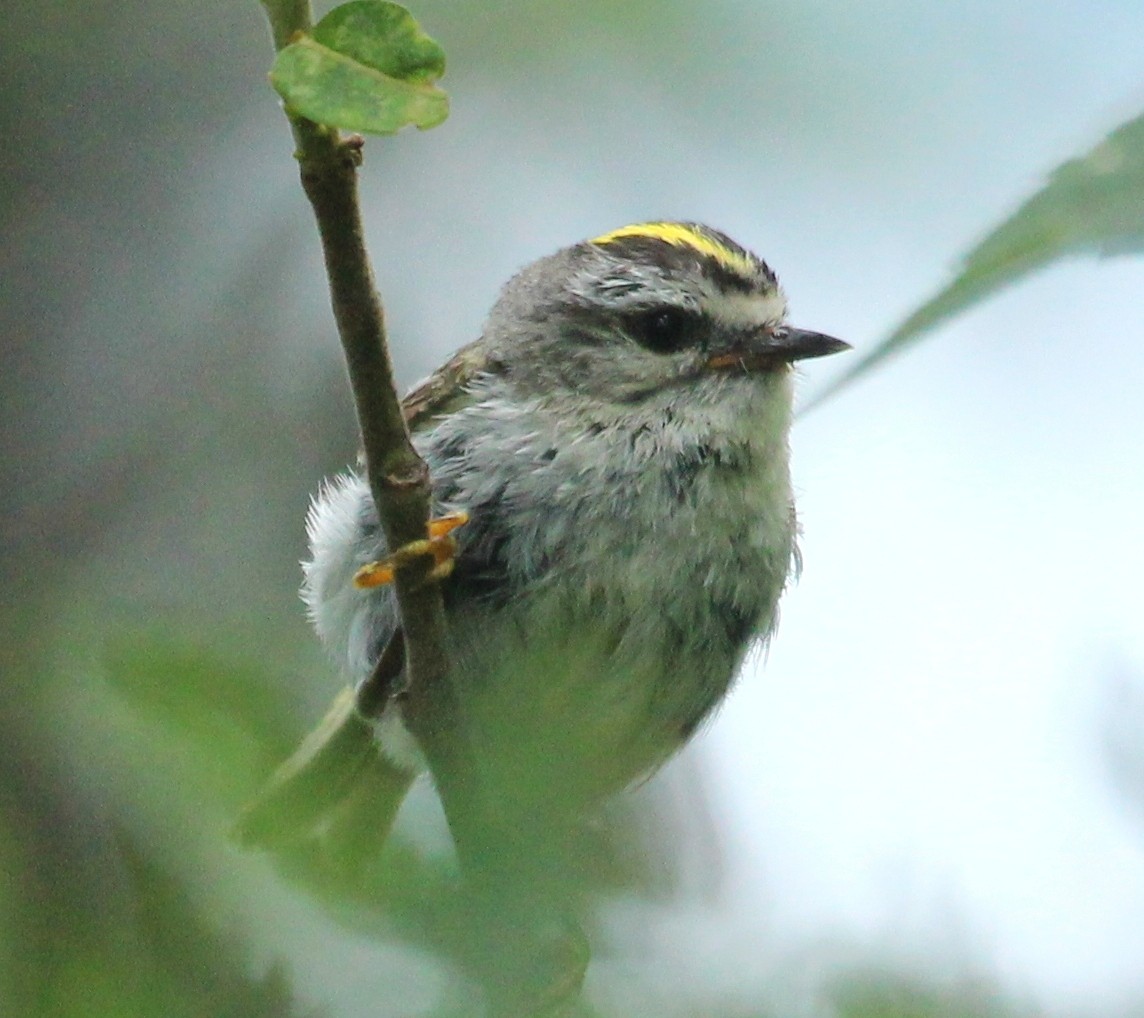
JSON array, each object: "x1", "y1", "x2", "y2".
[{"x1": 301, "y1": 221, "x2": 848, "y2": 837}]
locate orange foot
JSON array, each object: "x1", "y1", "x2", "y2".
[{"x1": 353, "y1": 510, "x2": 470, "y2": 589}]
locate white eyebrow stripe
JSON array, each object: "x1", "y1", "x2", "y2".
[{"x1": 706, "y1": 291, "x2": 788, "y2": 328}]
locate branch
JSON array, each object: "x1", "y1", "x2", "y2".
[
  {"x1": 257, "y1": 0, "x2": 486, "y2": 861},
  {"x1": 250, "y1": 5, "x2": 588, "y2": 1008}
]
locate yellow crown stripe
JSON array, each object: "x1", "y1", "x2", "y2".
[{"x1": 591, "y1": 222, "x2": 757, "y2": 278}]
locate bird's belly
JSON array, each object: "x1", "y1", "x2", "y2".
[{"x1": 386, "y1": 593, "x2": 740, "y2": 816}]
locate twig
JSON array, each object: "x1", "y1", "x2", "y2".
[
  {"x1": 255, "y1": 6, "x2": 588, "y2": 1008},
  {"x1": 258, "y1": 0, "x2": 487, "y2": 863}
]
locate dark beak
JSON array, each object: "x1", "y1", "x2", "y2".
[
  {"x1": 706, "y1": 326, "x2": 851, "y2": 371},
  {"x1": 761, "y1": 327, "x2": 851, "y2": 361}
]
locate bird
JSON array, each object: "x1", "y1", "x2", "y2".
[{"x1": 239, "y1": 221, "x2": 848, "y2": 859}]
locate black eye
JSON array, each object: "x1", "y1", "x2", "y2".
[{"x1": 626, "y1": 307, "x2": 698, "y2": 355}]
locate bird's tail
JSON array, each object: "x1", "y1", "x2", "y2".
[{"x1": 234, "y1": 687, "x2": 415, "y2": 878}]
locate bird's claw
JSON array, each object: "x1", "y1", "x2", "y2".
[{"x1": 353, "y1": 510, "x2": 469, "y2": 589}]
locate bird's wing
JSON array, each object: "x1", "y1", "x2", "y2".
[{"x1": 401, "y1": 337, "x2": 491, "y2": 432}]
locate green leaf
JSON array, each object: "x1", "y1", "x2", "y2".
[
  {"x1": 807, "y1": 110, "x2": 1144, "y2": 409},
  {"x1": 312, "y1": 0, "x2": 445, "y2": 83},
  {"x1": 270, "y1": 1, "x2": 448, "y2": 135}
]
